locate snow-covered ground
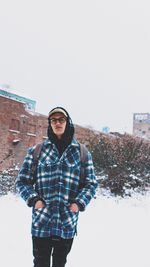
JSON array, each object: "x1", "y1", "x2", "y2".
[{"x1": 1, "y1": 192, "x2": 150, "y2": 267}]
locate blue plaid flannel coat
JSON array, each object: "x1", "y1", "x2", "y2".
[{"x1": 16, "y1": 138, "x2": 98, "y2": 238}]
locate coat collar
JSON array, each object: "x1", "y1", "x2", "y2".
[{"x1": 43, "y1": 138, "x2": 79, "y2": 148}]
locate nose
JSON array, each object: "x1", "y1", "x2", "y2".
[{"x1": 55, "y1": 119, "x2": 61, "y2": 124}]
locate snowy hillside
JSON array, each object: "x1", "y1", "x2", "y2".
[{"x1": 1, "y1": 193, "x2": 150, "y2": 267}]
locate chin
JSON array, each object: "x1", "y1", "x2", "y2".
[{"x1": 55, "y1": 131, "x2": 64, "y2": 137}]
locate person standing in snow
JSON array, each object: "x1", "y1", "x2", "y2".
[{"x1": 16, "y1": 106, "x2": 97, "y2": 267}]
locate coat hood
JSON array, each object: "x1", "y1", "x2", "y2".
[{"x1": 47, "y1": 107, "x2": 74, "y2": 154}]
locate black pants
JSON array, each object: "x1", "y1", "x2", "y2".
[{"x1": 32, "y1": 236, "x2": 74, "y2": 267}]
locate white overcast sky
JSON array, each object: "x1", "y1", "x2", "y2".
[{"x1": 0, "y1": 0, "x2": 150, "y2": 134}]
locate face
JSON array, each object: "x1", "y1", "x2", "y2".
[{"x1": 49, "y1": 112, "x2": 67, "y2": 139}]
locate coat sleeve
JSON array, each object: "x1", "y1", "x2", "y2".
[
  {"x1": 74, "y1": 150, "x2": 98, "y2": 211},
  {"x1": 15, "y1": 146, "x2": 41, "y2": 207}
]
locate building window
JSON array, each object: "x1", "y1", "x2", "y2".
[
  {"x1": 28, "y1": 124, "x2": 36, "y2": 135},
  {"x1": 28, "y1": 136, "x2": 36, "y2": 147},
  {"x1": 9, "y1": 119, "x2": 20, "y2": 131}
]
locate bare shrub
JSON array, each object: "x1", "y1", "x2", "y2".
[{"x1": 87, "y1": 133, "x2": 150, "y2": 196}]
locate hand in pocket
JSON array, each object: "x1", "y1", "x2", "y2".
[
  {"x1": 69, "y1": 203, "x2": 79, "y2": 213},
  {"x1": 35, "y1": 200, "x2": 45, "y2": 209}
]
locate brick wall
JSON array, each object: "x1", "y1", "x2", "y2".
[{"x1": 0, "y1": 96, "x2": 48, "y2": 172}]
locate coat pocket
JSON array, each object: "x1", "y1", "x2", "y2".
[
  {"x1": 32, "y1": 207, "x2": 51, "y2": 227},
  {"x1": 60, "y1": 205, "x2": 78, "y2": 230}
]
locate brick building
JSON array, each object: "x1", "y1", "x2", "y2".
[
  {"x1": 133, "y1": 113, "x2": 150, "y2": 140},
  {"x1": 0, "y1": 89, "x2": 95, "y2": 173},
  {"x1": 0, "y1": 90, "x2": 48, "y2": 172}
]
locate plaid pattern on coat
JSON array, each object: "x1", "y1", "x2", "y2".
[{"x1": 16, "y1": 138, "x2": 98, "y2": 238}]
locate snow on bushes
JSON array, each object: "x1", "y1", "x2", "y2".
[
  {"x1": 1, "y1": 133, "x2": 150, "y2": 197},
  {"x1": 87, "y1": 133, "x2": 150, "y2": 196}
]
